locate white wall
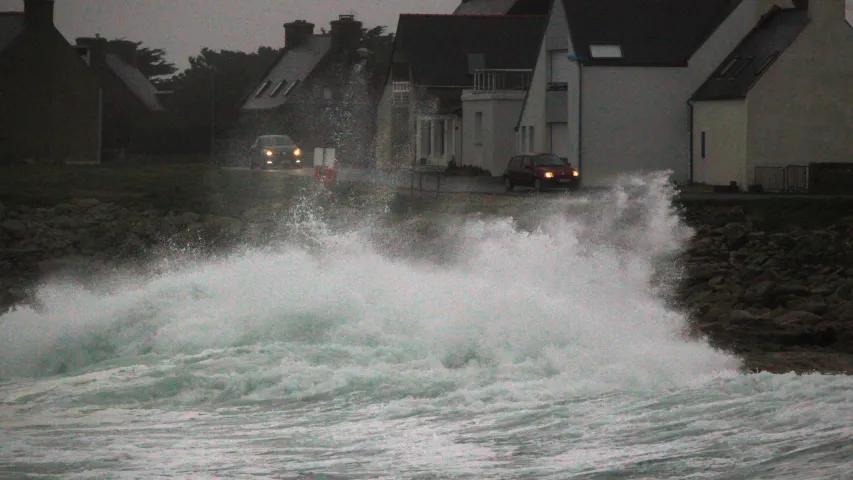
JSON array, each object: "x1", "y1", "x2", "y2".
[
  {"x1": 747, "y1": 0, "x2": 853, "y2": 173},
  {"x1": 516, "y1": 0, "x2": 572, "y2": 155},
  {"x1": 578, "y1": 0, "x2": 760, "y2": 186},
  {"x1": 692, "y1": 100, "x2": 748, "y2": 187},
  {"x1": 463, "y1": 91, "x2": 526, "y2": 175}
]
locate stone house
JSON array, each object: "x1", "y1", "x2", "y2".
[
  {"x1": 74, "y1": 35, "x2": 167, "y2": 158},
  {"x1": 238, "y1": 15, "x2": 371, "y2": 166}
]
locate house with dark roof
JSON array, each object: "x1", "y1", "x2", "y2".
[
  {"x1": 0, "y1": 0, "x2": 101, "y2": 164},
  {"x1": 73, "y1": 35, "x2": 167, "y2": 158},
  {"x1": 237, "y1": 15, "x2": 371, "y2": 166},
  {"x1": 375, "y1": 14, "x2": 546, "y2": 173},
  {"x1": 516, "y1": 0, "x2": 774, "y2": 186},
  {"x1": 690, "y1": 0, "x2": 853, "y2": 193},
  {"x1": 453, "y1": 0, "x2": 550, "y2": 16}
]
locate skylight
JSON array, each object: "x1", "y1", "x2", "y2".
[
  {"x1": 755, "y1": 52, "x2": 780, "y2": 76},
  {"x1": 589, "y1": 44, "x2": 622, "y2": 59}
]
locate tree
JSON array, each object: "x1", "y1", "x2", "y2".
[{"x1": 104, "y1": 38, "x2": 178, "y2": 83}]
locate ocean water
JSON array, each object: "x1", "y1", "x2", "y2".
[{"x1": 1, "y1": 174, "x2": 851, "y2": 479}]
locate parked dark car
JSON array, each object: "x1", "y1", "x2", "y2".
[
  {"x1": 503, "y1": 153, "x2": 579, "y2": 191},
  {"x1": 248, "y1": 135, "x2": 303, "y2": 169}
]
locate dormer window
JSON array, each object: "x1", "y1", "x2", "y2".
[
  {"x1": 282, "y1": 79, "x2": 300, "y2": 97},
  {"x1": 255, "y1": 80, "x2": 272, "y2": 97},
  {"x1": 468, "y1": 53, "x2": 485, "y2": 74},
  {"x1": 589, "y1": 44, "x2": 622, "y2": 59},
  {"x1": 270, "y1": 80, "x2": 288, "y2": 97}
]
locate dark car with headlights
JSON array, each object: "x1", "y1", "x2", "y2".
[
  {"x1": 249, "y1": 135, "x2": 303, "y2": 169},
  {"x1": 503, "y1": 153, "x2": 579, "y2": 191}
]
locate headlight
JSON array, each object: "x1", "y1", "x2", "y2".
[
  {"x1": 293, "y1": 148, "x2": 302, "y2": 157},
  {"x1": 544, "y1": 172, "x2": 554, "y2": 179},
  {"x1": 265, "y1": 150, "x2": 273, "y2": 157},
  {"x1": 295, "y1": 159, "x2": 301, "y2": 163},
  {"x1": 573, "y1": 171, "x2": 579, "y2": 177}
]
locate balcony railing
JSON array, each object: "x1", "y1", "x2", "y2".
[{"x1": 472, "y1": 69, "x2": 532, "y2": 94}]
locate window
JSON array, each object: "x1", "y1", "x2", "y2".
[
  {"x1": 282, "y1": 79, "x2": 300, "y2": 97},
  {"x1": 255, "y1": 80, "x2": 272, "y2": 97},
  {"x1": 521, "y1": 156, "x2": 532, "y2": 169},
  {"x1": 528, "y1": 126, "x2": 535, "y2": 152},
  {"x1": 393, "y1": 81, "x2": 410, "y2": 105},
  {"x1": 549, "y1": 50, "x2": 570, "y2": 84},
  {"x1": 590, "y1": 44, "x2": 622, "y2": 59},
  {"x1": 717, "y1": 56, "x2": 740, "y2": 77},
  {"x1": 269, "y1": 80, "x2": 288, "y2": 97},
  {"x1": 468, "y1": 53, "x2": 485, "y2": 74},
  {"x1": 435, "y1": 119, "x2": 445, "y2": 156},
  {"x1": 510, "y1": 156, "x2": 522, "y2": 168},
  {"x1": 421, "y1": 119, "x2": 432, "y2": 157},
  {"x1": 475, "y1": 112, "x2": 483, "y2": 144},
  {"x1": 701, "y1": 131, "x2": 706, "y2": 159},
  {"x1": 755, "y1": 52, "x2": 780, "y2": 76},
  {"x1": 730, "y1": 56, "x2": 754, "y2": 77}
]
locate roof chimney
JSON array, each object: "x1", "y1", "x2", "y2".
[
  {"x1": 284, "y1": 20, "x2": 315, "y2": 49},
  {"x1": 330, "y1": 14, "x2": 363, "y2": 52},
  {"x1": 23, "y1": 0, "x2": 54, "y2": 28},
  {"x1": 75, "y1": 35, "x2": 108, "y2": 67},
  {"x1": 795, "y1": 0, "x2": 844, "y2": 24}
]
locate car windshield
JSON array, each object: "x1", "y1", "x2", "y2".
[
  {"x1": 260, "y1": 135, "x2": 293, "y2": 146},
  {"x1": 533, "y1": 155, "x2": 566, "y2": 167}
]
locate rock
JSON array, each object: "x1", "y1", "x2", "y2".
[
  {"x1": 730, "y1": 309, "x2": 760, "y2": 322},
  {"x1": 0, "y1": 219, "x2": 27, "y2": 239},
  {"x1": 719, "y1": 222, "x2": 751, "y2": 249},
  {"x1": 743, "y1": 280, "x2": 777, "y2": 304},
  {"x1": 36, "y1": 255, "x2": 94, "y2": 278},
  {"x1": 72, "y1": 198, "x2": 101, "y2": 209}
]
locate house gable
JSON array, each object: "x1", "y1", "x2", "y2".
[
  {"x1": 104, "y1": 54, "x2": 165, "y2": 111},
  {"x1": 515, "y1": 0, "x2": 571, "y2": 130}
]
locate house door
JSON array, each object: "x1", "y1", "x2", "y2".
[
  {"x1": 549, "y1": 122, "x2": 569, "y2": 161},
  {"x1": 416, "y1": 115, "x2": 456, "y2": 166}
]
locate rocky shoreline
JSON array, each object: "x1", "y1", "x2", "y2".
[
  {"x1": 676, "y1": 200, "x2": 853, "y2": 374},
  {"x1": 2, "y1": 197, "x2": 852, "y2": 375}
]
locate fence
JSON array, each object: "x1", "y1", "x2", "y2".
[{"x1": 753, "y1": 165, "x2": 808, "y2": 192}]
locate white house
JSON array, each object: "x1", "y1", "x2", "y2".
[
  {"x1": 375, "y1": 14, "x2": 545, "y2": 174},
  {"x1": 516, "y1": 0, "x2": 782, "y2": 187},
  {"x1": 691, "y1": 0, "x2": 853, "y2": 194}
]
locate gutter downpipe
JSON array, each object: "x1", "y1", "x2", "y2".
[
  {"x1": 567, "y1": 54, "x2": 584, "y2": 186},
  {"x1": 688, "y1": 100, "x2": 694, "y2": 185}
]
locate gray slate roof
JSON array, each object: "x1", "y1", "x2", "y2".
[
  {"x1": 561, "y1": 0, "x2": 745, "y2": 66},
  {"x1": 242, "y1": 35, "x2": 332, "y2": 111},
  {"x1": 105, "y1": 54, "x2": 165, "y2": 111},
  {"x1": 392, "y1": 14, "x2": 546, "y2": 87},
  {"x1": 0, "y1": 13, "x2": 24, "y2": 54},
  {"x1": 691, "y1": 7, "x2": 809, "y2": 101},
  {"x1": 453, "y1": 0, "x2": 518, "y2": 14}
]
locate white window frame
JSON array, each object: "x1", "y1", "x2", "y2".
[
  {"x1": 393, "y1": 81, "x2": 410, "y2": 105},
  {"x1": 416, "y1": 115, "x2": 455, "y2": 165}
]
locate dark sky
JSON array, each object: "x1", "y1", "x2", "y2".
[{"x1": 0, "y1": 0, "x2": 460, "y2": 69}]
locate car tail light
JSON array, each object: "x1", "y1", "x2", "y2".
[{"x1": 573, "y1": 170, "x2": 579, "y2": 177}]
